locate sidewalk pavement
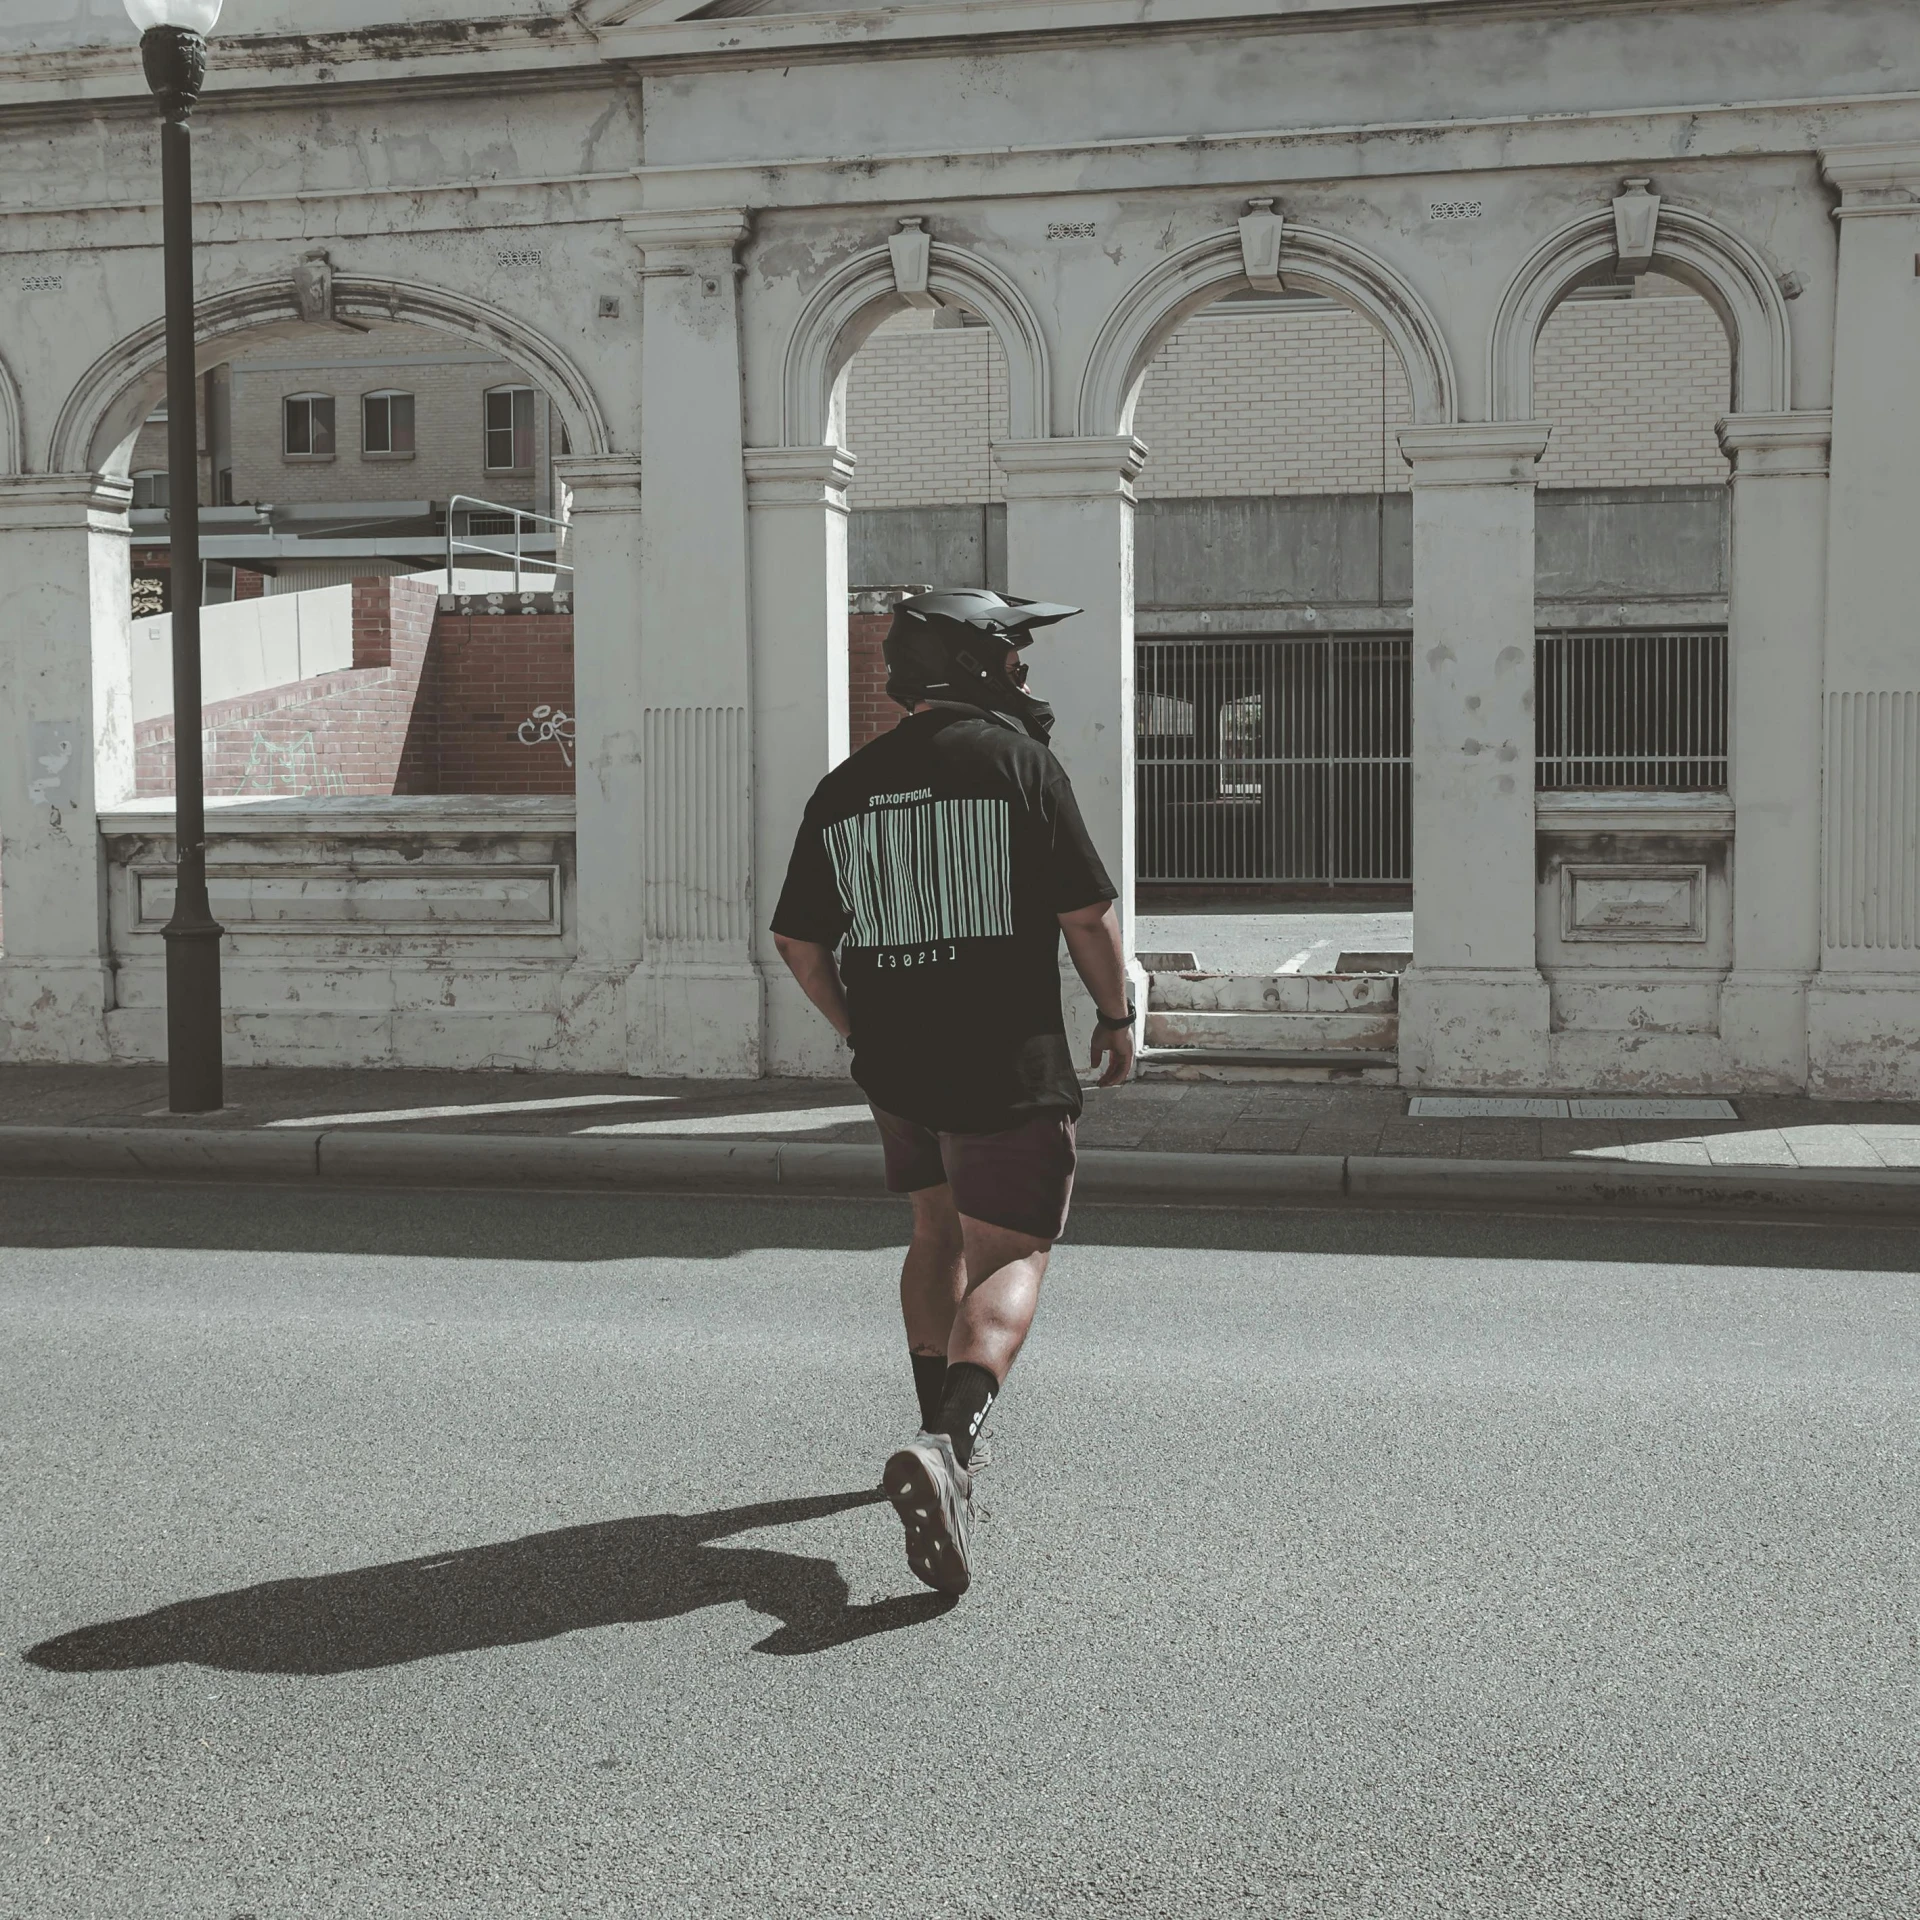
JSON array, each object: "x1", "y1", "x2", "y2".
[{"x1": 3, "y1": 1063, "x2": 1920, "y2": 1221}]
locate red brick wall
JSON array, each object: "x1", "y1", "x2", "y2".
[
  {"x1": 849, "y1": 609, "x2": 896, "y2": 753},
  {"x1": 134, "y1": 576, "x2": 440, "y2": 799},
  {"x1": 133, "y1": 580, "x2": 576, "y2": 799},
  {"x1": 420, "y1": 613, "x2": 575, "y2": 794}
]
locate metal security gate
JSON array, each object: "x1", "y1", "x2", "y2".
[
  {"x1": 1136, "y1": 635, "x2": 1411, "y2": 886},
  {"x1": 1536, "y1": 629, "x2": 1729, "y2": 790}
]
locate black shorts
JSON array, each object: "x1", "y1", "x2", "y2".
[{"x1": 870, "y1": 1106, "x2": 1077, "y2": 1243}]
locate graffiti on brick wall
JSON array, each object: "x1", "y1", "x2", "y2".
[
  {"x1": 516, "y1": 705, "x2": 576, "y2": 768},
  {"x1": 237, "y1": 730, "x2": 347, "y2": 797}
]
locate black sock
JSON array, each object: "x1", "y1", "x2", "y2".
[
  {"x1": 933, "y1": 1361, "x2": 999, "y2": 1468},
  {"x1": 910, "y1": 1352, "x2": 948, "y2": 1431}
]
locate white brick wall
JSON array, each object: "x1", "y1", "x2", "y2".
[
  {"x1": 842, "y1": 289, "x2": 1733, "y2": 505},
  {"x1": 1131, "y1": 303, "x2": 1412, "y2": 497},
  {"x1": 843, "y1": 309, "x2": 1010, "y2": 507},
  {"x1": 1533, "y1": 294, "x2": 1730, "y2": 487}
]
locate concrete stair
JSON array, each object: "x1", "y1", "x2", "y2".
[{"x1": 1138, "y1": 964, "x2": 1401, "y2": 1082}]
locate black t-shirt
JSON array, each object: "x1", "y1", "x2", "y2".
[{"x1": 772, "y1": 706, "x2": 1117, "y2": 1134}]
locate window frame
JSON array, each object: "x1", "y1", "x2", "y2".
[
  {"x1": 282, "y1": 392, "x2": 336, "y2": 461},
  {"x1": 130, "y1": 470, "x2": 170, "y2": 511},
  {"x1": 483, "y1": 385, "x2": 537, "y2": 473},
  {"x1": 361, "y1": 388, "x2": 416, "y2": 460}
]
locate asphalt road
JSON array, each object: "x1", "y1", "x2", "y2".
[{"x1": 3, "y1": 1179, "x2": 1918, "y2": 1919}]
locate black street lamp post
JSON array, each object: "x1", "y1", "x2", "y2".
[{"x1": 127, "y1": 0, "x2": 225, "y2": 1112}]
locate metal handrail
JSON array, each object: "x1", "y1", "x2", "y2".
[{"x1": 445, "y1": 493, "x2": 573, "y2": 595}]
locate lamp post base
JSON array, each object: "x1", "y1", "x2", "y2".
[{"x1": 162, "y1": 917, "x2": 226, "y2": 1113}]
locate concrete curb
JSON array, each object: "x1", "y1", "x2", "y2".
[{"x1": 0, "y1": 1125, "x2": 1916, "y2": 1221}]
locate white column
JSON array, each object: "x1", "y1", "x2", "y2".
[
  {"x1": 624, "y1": 209, "x2": 760, "y2": 1077},
  {"x1": 1810, "y1": 144, "x2": 1920, "y2": 1094},
  {"x1": 1715, "y1": 413, "x2": 1831, "y2": 1088},
  {"x1": 554, "y1": 453, "x2": 645, "y2": 1065},
  {"x1": 0, "y1": 473, "x2": 135, "y2": 1063},
  {"x1": 746, "y1": 443, "x2": 857, "y2": 1077},
  {"x1": 993, "y1": 436, "x2": 1149, "y2": 1047},
  {"x1": 1396, "y1": 424, "x2": 1552, "y2": 1088}
]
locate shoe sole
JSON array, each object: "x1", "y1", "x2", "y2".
[{"x1": 883, "y1": 1447, "x2": 971, "y2": 1596}]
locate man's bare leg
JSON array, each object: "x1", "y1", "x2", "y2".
[
  {"x1": 884, "y1": 1212, "x2": 1050, "y2": 1594},
  {"x1": 949, "y1": 1215, "x2": 1051, "y2": 1383},
  {"x1": 900, "y1": 1185, "x2": 967, "y2": 1359}
]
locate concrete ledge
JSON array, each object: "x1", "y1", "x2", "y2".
[
  {"x1": 1076, "y1": 1150, "x2": 1347, "y2": 1203},
  {"x1": 773, "y1": 1142, "x2": 893, "y2": 1193},
  {"x1": 0, "y1": 1126, "x2": 1915, "y2": 1222},
  {"x1": 1344, "y1": 1154, "x2": 1920, "y2": 1219},
  {"x1": 315, "y1": 1131, "x2": 786, "y2": 1191},
  {"x1": 0, "y1": 1127, "x2": 321, "y2": 1181}
]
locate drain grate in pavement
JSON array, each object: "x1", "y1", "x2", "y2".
[{"x1": 1408, "y1": 1096, "x2": 1739, "y2": 1120}]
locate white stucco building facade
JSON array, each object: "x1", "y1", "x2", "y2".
[{"x1": 0, "y1": 0, "x2": 1915, "y2": 1094}]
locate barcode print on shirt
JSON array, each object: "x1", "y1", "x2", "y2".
[{"x1": 826, "y1": 798, "x2": 1014, "y2": 948}]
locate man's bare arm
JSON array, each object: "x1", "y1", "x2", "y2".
[
  {"x1": 1058, "y1": 900, "x2": 1135, "y2": 1087},
  {"x1": 773, "y1": 933, "x2": 853, "y2": 1041}
]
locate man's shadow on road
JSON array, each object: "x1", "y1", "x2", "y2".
[{"x1": 24, "y1": 1489, "x2": 949, "y2": 1675}]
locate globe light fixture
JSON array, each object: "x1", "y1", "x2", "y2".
[
  {"x1": 128, "y1": 0, "x2": 226, "y2": 1112},
  {"x1": 124, "y1": 0, "x2": 225, "y2": 31}
]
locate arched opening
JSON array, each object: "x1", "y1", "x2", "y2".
[
  {"x1": 780, "y1": 239, "x2": 1047, "y2": 758},
  {"x1": 1531, "y1": 267, "x2": 1733, "y2": 799},
  {"x1": 1117, "y1": 280, "x2": 1429, "y2": 1026},
  {"x1": 836, "y1": 301, "x2": 1013, "y2": 751},
  {"x1": 98, "y1": 311, "x2": 587, "y2": 804},
  {"x1": 1485, "y1": 196, "x2": 1792, "y2": 1076}
]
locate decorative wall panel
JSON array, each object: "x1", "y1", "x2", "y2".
[
  {"x1": 135, "y1": 868, "x2": 560, "y2": 934},
  {"x1": 1560, "y1": 864, "x2": 1707, "y2": 941},
  {"x1": 642, "y1": 705, "x2": 750, "y2": 946},
  {"x1": 1825, "y1": 691, "x2": 1920, "y2": 950}
]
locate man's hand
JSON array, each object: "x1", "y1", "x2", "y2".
[
  {"x1": 1058, "y1": 900, "x2": 1136, "y2": 1088},
  {"x1": 772, "y1": 933, "x2": 853, "y2": 1042},
  {"x1": 1090, "y1": 1013, "x2": 1135, "y2": 1088}
]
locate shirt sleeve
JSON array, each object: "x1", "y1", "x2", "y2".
[
  {"x1": 770, "y1": 807, "x2": 850, "y2": 947},
  {"x1": 1043, "y1": 762, "x2": 1118, "y2": 913}
]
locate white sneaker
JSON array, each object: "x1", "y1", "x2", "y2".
[{"x1": 883, "y1": 1431, "x2": 974, "y2": 1595}]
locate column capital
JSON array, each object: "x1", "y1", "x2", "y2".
[
  {"x1": 744, "y1": 445, "x2": 856, "y2": 508},
  {"x1": 0, "y1": 471, "x2": 132, "y2": 532},
  {"x1": 992, "y1": 435, "x2": 1147, "y2": 500},
  {"x1": 1398, "y1": 423, "x2": 1550, "y2": 484},
  {"x1": 1820, "y1": 142, "x2": 1920, "y2": 215},
  {"x1": 553, "y1": 454, "x2": 641, "y2": 512},
  {"x1": 1717, "y1": 410, "x2": 1832, "y2": 476},
  {"x1": 622, "y1": 207, "x2": 751, "y2": 265}
]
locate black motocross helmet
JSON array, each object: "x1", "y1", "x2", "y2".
[{"x1": 883, "y1": 588, "x2": 1081, "y2": 742}]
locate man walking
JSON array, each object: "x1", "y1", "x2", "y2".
[{"x1": 772, "y1": 589, "x2": 1136, "y2": 1597}]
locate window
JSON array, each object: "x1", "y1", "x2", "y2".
[
  {"x1": 362, "y1": 390, "x2": 415, "y2": 457},
  {"x1": 130, "y1": 470, "x2": 170, "y2": 510},
  {"x1": 485, "y1": 386, "x2": 536, "y2": 471},
  {"x1": 217, "y1": 468, "x2": 235, "y2": 507},
  {"x1": 283, "y1": 393, "x2": 335, "y2": 458}
]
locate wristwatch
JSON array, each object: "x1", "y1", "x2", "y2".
[{"x1": 1094, "y1": 1003, "x2": 1137, "y2": 1032}]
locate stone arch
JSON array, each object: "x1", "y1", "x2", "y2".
[
  {"x1": 1077, "y1": 223, "x2": 1457, "y2": 439},
  {"x1": 0, "y1": 351, "x2": 20, "y2": 475},
  {"x1": 1489, "y1": 201, "x2": 1792, "y2": 421},
  {"x1": 781, "y1": 239, "x2": 1050, "y2": 447},
  {"x1": 49, "y1": 273, "x2": 612, "y2": 478}
]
